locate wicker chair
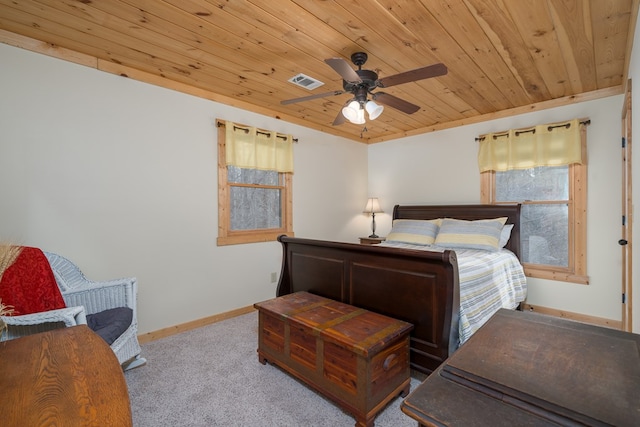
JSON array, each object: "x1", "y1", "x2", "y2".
[{"x1": 1, "y1": 251, "x2": 146, "y2": 370}]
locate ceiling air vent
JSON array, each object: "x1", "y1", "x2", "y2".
[{"x1": 288, "y1": 73, "x2": 324, "y2": 90}]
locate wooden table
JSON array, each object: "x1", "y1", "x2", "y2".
[
  {"x1": 0, "y1": 325, "x2": 132, "y2": 427},
  {"x1": 255, "y1": 291, "x2": 413, "y2": 427},
  {"x1": 401, "y1": 309, "x2": 640, "y2": 426}
]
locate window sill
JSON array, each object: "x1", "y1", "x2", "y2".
[{"x1": 217, "y1": 231, "x2": 294, "y2": 246}]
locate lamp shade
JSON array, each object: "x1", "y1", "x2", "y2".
[
  {"x1": 342, "y1": 100, "x2": 365, "y2": 124},
  {"x1": 353, "y1": 107, "x2": 365, "y2": 124},
  {"x1": 365, "y1": 100, "x2": 384, "y2": 120},
  {"x1": 363, "y1": 197, "x2": 383, "y2": 214}
]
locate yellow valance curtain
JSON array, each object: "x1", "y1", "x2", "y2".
[
  {"x1": 477, "y1": 118, "x2": 586, "y2": 172},
  {"x1": 225, "y1": 121, "x2": 294, "y2": 173}
]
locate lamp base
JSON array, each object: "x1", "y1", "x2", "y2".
[{"x1": 369, "y1": 212, "x2": 379, "y2": 239}]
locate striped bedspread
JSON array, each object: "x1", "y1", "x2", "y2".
[{"x1": 379, "y1": 242, "x2": 527, "y2": 347}]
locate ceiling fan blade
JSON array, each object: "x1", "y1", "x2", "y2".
[
  {"x1": 332, "y1": 109, "x2": 346, "y2": 126},
  {"x1": 373, "y1": 92, "x2": 420, "y2": 114},
  {"x1": 377, "y1": 63, "x2": 447, "y2": 88},
  {"x1": 332, "y1": 99, "x2": 354, "y2": 126},
  {"x1": 325, "y1": 58, "x2": 362, "y2": 83},
  {"x1": 281, "y1": 90, "x2": 344, "y2": 105}
]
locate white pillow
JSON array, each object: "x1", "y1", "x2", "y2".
[{"x1": 499, "y1": 224, "x2": 514, "y2": 248}]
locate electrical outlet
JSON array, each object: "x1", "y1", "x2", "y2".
[{"x1": 270, "y1": 272, "x2": 278, "y2": 283}]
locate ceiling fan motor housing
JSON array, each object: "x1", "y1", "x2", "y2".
[{"x1": 343, "y1": 69, "x2": 379, "y2": 96}]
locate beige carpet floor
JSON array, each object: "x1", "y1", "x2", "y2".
[{"x1": 124, "y1": 310, "x2": 422, "y2": 426}]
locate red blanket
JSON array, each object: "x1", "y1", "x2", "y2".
[{"x1": 0, "y1": 246, "x2": 66, "y2": 315}]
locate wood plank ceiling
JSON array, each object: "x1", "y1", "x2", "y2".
[{"x1": 0, "y1": 0, "x2": 636, "y2": 143}]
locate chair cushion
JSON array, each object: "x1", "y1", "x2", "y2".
[
  {"x1": 0, "y1": 246, "x2": 66, "y2": 315},
  {"x1": 87, "y1": 307, "x2": 133, "y2": 345}
]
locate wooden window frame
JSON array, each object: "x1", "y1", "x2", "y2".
[
  {"x1": 216, "y1": 120, "x2": 293, "y2": 246},
  {"x1": 480, "y1": 129, "x2": 588, "y2": 285}
]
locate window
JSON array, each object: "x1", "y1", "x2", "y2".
[
  {"x1": 217, "y1": 120, "x2": 294, "y2": 245},
  {"x1": 479, "y1": 119, "x2": 588, "y2": 284}
]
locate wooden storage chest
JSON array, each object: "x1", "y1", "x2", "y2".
[{"x1": 254, "y1": 291, "x2": 413, "y2": 427}]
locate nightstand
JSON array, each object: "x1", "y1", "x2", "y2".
[{"x1": 359, "y1": 236, "x2": 385, "y2": 245}]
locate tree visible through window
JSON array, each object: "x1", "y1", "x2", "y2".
[
  {"x1": 217, "y1": 120, "x2": 293, "y2": 246},
  {"x1": 496, "y1": 166, "x2": 569, "y2": 266},
  {"x1": 228, "y1": 166, "x2": 283, "y2": 230},
  {"x1": 479, "y1": 119, "x2": 588, "y2": 284}
]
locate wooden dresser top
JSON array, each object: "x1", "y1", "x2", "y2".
[{"x1": 402, "y1": 309, "x2": 640, "y2": 426}]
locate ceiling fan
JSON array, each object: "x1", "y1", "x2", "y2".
[{"x1": 281, "y1": 52, "x2": 447, "y2": 126}]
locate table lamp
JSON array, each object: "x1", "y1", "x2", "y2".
[{"x1": 363, "y1": 198, "x2": 383, "y2": 238}]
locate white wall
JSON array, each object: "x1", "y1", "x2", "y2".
[
  {"x1": 369, "y1": 95, "x2": 624, "y2": 324},
  {"x1": 0, "y1": 43, "x2": 369, "y2": 334}
]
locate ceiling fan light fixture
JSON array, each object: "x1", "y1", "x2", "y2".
[
  {"x1": 353, "y1": 108, "x2": 366, "y2": 124},
  {"x1": 365, "y1": 100, "x2": 384, "y2": 120},
  {"x1": 342, "y1": 100, "x2": 365, "y2": 124}
]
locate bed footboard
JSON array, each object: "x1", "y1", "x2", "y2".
[{"x1": 276, "y1": 236, "x2": 460, "y2": 375}]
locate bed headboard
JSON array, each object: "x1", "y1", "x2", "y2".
[{"x1": 392, "y1": 204, "x2": 522, "y2": 259}]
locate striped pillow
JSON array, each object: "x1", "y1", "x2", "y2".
[
  {"x1": 386, "y1": 219, "x2": 441, "y2": 246},
  {"x1": 435, "y1": 217, "x2": 508, "y2": 251}
]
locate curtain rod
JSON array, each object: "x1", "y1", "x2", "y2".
[
  {"x1": 474, "y1": 119, "x2": 591, "y2": 142},
  {"x1": 217, "y1": 121, "x2": 298, "y2": 143}
]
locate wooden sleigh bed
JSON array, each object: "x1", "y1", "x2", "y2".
[{"x1": 275, "y1": 204, "x2": 525, "y2": 375}]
